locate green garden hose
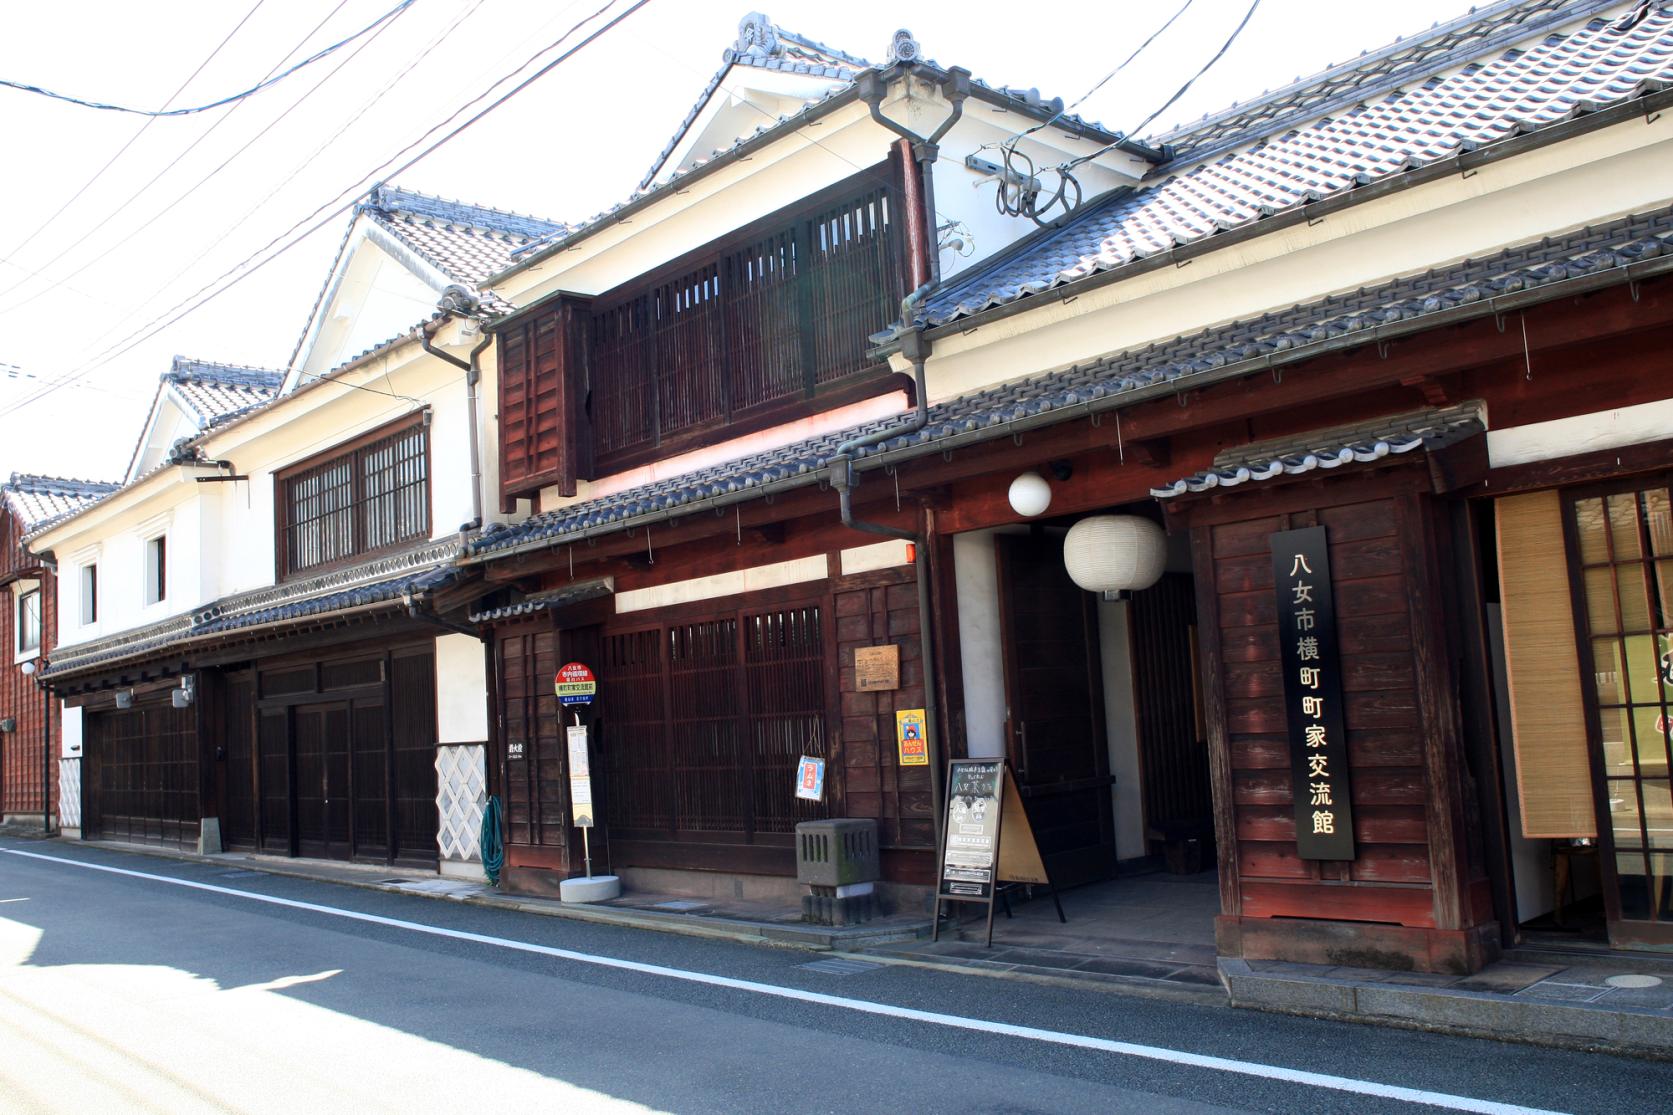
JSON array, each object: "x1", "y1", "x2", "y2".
[{"x1": 480, "y1": 795, "x2": 505, "y2": 886}]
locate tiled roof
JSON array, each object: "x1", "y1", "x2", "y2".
[
  {"x1": 470, "y1": 204, "x2": 1673, "y2": 559},
  {"x1": 1150, "y1": 403, "x2": 1486, "y2": 499},
  {"x1": 1, "y1": 474, "x2": 119, "y2": 531},
  {"x1": 468, "y1": 578, "x2": 614, "y2": 624},
  {"x1": 923, "y1": 1, "x2": 1673, "y2": 326},
  {"x1": 165, "y1": 356, "x2": 283, "y2": 425},
  {"x1": 44, "y1": 542, "x2": 465, "y2": 679},
  {"x1": 1154, "y1": 0, "x2": 1618, "y2": 163},
  {"x1": 364, "y1": 185, "x2": 567, "y2": 290}
]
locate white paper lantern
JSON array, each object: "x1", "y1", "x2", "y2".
[
  {"x1": 1007, "y1": 471, "x2": 1052, "y2": 518},
  {"x1": 1062, "y1": 515, "x2": 1168, "y2": 594}
]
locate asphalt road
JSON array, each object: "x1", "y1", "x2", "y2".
[{"x1": 2, "y1": 838, "x2": 1670, "y2": 1114}]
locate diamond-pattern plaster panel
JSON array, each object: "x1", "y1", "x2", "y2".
[{"x1": 436, "y1": 744, "x2": 486, "y2": 863}]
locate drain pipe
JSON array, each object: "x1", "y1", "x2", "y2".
[
  {"x1": 828, "y1": 303, "x2": 944, "y2": 835},
  {"x1": 856, "y1": 65, "x2": 970, "y2": 285},
  {"x1": 420, "y1": 321, "x2": 493, "y2": 534}
]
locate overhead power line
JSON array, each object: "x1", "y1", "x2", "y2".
[
  {"x1": 0, "y1": 0, "x2": 270, "y2": 272},
  {"x1": 1065, "y1": 0, "x2": 1265, "y2": 170},
  {"x1": 0, "y1": 0, "x2": 358, "y2": 306},
  {"x1": 0, "y1": 0, "x2": 415, "y2": 117},
  {"x1": 0, "y1": 0, "x2": 654, "y2": 422},
  {"x1": 0, "y1": 0, "x2": 417, "y2": 322}
]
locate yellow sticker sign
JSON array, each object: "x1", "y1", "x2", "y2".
[{"x1": 895, "y1": 708, "x2": 928, "y2": 766}]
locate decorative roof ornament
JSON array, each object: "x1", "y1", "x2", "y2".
[
  {"x1": 734, "y1": 12, "x2": 780, "y2": 59},
  {"x1": 887, "y1": 28, "x2": 920, "y2": 64}
]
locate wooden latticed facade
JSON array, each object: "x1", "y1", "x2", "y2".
[{"x1": 494, "y1": 156, "x2": 912, "y2": 507}]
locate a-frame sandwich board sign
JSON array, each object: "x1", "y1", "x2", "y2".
[{"x1": 932, "y1": 758, "x2": 1063, "y2": 946}]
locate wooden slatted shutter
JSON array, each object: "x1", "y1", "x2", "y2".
[{"x1": 497, "y1": 296, "x2": 590, "y2": 510}]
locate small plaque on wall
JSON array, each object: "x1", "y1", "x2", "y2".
[{"x1": 855, "y1": 644, "x2": 901, "y2": 691}]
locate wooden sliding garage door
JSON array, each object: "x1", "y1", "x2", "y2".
[
  {"x1": 242, "y1": 644, "x2": 438, "y2": 865},
  {"x1": 84, "y1": 701, "x2": 199, "y2": 849}
]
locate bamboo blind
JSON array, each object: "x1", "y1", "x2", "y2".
[{"x1": 1497, "y1": 490, "x2": 1597, "y2": 838}]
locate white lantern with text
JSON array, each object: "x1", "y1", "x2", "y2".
[{"x1": 1062, "y1": 515, "x2": 1168, "y2": 595}]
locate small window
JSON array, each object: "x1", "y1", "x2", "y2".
[
  {"x1": 17, "y1": 588, "x2": 41, "y2": 654},
  {"x1": 145, "y1": 536, "x2": 167, "y2": 605},
  {"x1": 81, "y1": 563, "x2": 98, "y2": 625}
]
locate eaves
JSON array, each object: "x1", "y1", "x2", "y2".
[
  {"x1": 915, "y1": 84, "x2": 1673, "y2": 348},
  {"x1": 465, "y1": 249, "x2": 1673, "y2": 568}
]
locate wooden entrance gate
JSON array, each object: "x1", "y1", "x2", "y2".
[{"x1": 83, "y1": 700, "x2": 199, "y2": 849}]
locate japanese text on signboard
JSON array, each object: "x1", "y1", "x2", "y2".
[{"x1": 1270, "y1": 526, "x2": 1355, "y2": 861}]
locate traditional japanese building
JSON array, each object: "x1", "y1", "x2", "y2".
[
  {"x1": 0, "y1": 473, "x2": 117, "y2": 829},
  {"x1": 457, "y1": 1, "x2": 1673, "y2": 970},
  {"x1": 23, "y1": 189, "x2": 565, "y2": 868}
]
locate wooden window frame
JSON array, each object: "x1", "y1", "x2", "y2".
[
  {"x1": 144, "y1": 535, "x2": 167, "y2": 606},
  {"x1": 274, "y1": 413, "x2": 432, "y2": 581},
  {"x1": 81, "y1": 562, "x2": 98, "y2": 626},
  {"x1": 16, "y1": 585, "x2": 40, "y2": 654}
]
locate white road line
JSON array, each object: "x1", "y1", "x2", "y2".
[{"x1": 2, "y1": 847, "x2": 1565, "y2": 1115}]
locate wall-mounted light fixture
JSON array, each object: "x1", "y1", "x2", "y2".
[
  {"x1": 1007, "y1": 471, "x2": 1052, "y2": 518},
  {"x1": 0, "y1": 718, "x2": 15, "y2": 734},
  {"x1": 114, "y1": 689, "x2": 133, "y2": 709},
  {"x1": 171, "y1": 674, "x2": 196, "y2": 709}
]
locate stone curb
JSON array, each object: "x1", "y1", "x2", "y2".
[
  {"x1": 848, "y1": 948, "x2": 1229, "y2": 1006},
  {"x1": 1220, "y1": 958, "x2": 1673, "y2": 1060},
  {"x1": 50, "y1": 837, "x2": 929, "y2": 952}
]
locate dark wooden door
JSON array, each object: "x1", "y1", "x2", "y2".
[
  {"x1": 221, "y1": 675, "x2": 258, "y2": 851},
  {"x1": 257, "y1": 708, "x2": 291, "y2": 854},
  {"x1": 996, "y1": 532, "x2": 1116, "y2": 887},
  {"x1": 294, "y1": 702, "x2": 351, "y2": 859},
  {"x1": 1129, "y1": 573, "x2": 1215, "y2": 848},
  {"x1": 351, "y1": 700, "x2": 388, "y2": 860}
]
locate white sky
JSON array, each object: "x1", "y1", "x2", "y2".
[{"x1": 0, "y1": 0, "x2": 1486, "y2": 482}]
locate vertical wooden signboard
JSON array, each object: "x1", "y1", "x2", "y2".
[
  {"x1": 1270, "y1": 526, "x2": 1356, "y2": 860},
  {"x1": 933, "y1": 758, "x2": 1061, "y2": 945}
]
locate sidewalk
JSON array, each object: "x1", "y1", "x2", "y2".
[{"x1": 1222, "y1": 946, "x2": 1673, "y2": 1060}]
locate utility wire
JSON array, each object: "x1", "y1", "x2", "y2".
[
  {"x1": 0, "y1": 0, "x2": 355, "y2": 305},
  {"x1": 0, "y1": 0, "x2": 652, "y2": 421},
  {"x1": 94, "y1": 0, "x2": 508, "y2": 367},
  {"x1": 0, "y1": 0, "x2": 270, "y2": 271},
  {"x1": 2, "y1": 0, "x2": 417, "y2": 325},
  {"x1": 0, "y1": 0, "x2": 415, "y2": 117},
  {"x1": 986, "y1": 0, "x2": 1195, "y2": 154},
  {"x1": 1065, "y1": 0, "x2": 1264, "y2": 170}
]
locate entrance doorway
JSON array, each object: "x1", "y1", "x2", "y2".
[
  {"x1": 948, "y1": 519, "x2": 1217, "y2": 968},
  {"x1": 995, "y1": 532, "x2": 1116, "y2": 887}
]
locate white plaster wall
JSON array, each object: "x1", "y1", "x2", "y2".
[
  {"x1": 1098, "y1": 598, "x2": 1148, "y2": 862},
  {"x1": 59, "y1": 705, "x2": 82, "y2": 760},
  {"x1": 953, "y1": 529, "x2": 1007, "y2": 760},
  {"x1": 1488, "y1": 398, "x2": 1673, "y2": 469},
  {"x1": 435, "y1": 633, "x2": 488, "y2": 745},
  {"x1": 302, "y1": 240, "x2": 440, "y2": 379},
  {"x1": 39, "y1": 337, "x2": 483, "y2": 653}
]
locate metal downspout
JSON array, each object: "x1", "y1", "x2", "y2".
[
  {"x1": 827, "y1": 309, "x2": 945, "y2": 836},
  {"x1": 420, "y1": 325, "x2": 493, "y2": 533},
  {"x1": 857, "y1": 66, "x2": 970, "y2": 286}
]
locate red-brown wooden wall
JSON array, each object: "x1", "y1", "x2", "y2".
[{"x1": 1184, "y1": 468, "x2": 1497, "y2": 972}]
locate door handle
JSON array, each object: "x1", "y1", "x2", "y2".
[{"x1": 1016, "y1": 721, "x2": 1028, "y2": 779}]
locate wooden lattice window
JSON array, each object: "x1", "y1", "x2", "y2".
[
  {"x1": 588, "y1": 158, "x2": 909, "y2": 473},
  {"x1": 599, "y1": 598, "x2": 829, "y2": 850},
  {"x1": 278, "y1": 416, "x2": 429, "y2": 578}
]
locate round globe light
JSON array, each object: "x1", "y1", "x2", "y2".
[
  {"x1": 1063, "y1": 515, "x2": 1168, "y2": 594},
  {"x1": 1008, "y1": 471, "x2": 1053, "y2": 518}
]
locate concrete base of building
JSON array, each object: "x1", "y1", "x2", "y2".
[
  {"x1": 0, "y1": 813, "x2": 55, "y2": 834},
  {"x1": 59, "y1": 826, "x2": 81, "y2": 840},
  {"x1": 1217, "y1": 914, "x2": 1502, "y2": 975},
  {"x1": 438, "y1": 858, "x2": 483, "y2": 880},
  {"x1": 197, "y1": 817, "x2": 223, "y2": 856}
]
